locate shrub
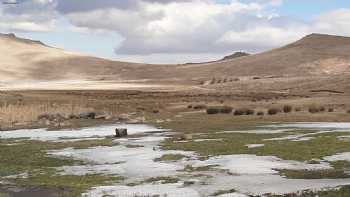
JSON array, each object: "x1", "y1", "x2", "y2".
[
  {"x1": 257, "y1": 111, "x2": 264, "y2": 116},
  {"x1": 328, "y1": 108, "x2": 334, "y2": 112},
  {"x1": 206, "y1": 108, "x2": 220, "y2": 115},
  {"x1": 246, "y1": 109, "x2": 255, "y2": 115},
  {"x1": 234, "y1": 109, "x2": 245, "y2": 116},
  {"x1": 295, "y1": 107, "x2": 302, "y2": 112},
  {"x1": 347, "y1": 110, "x2": 350, "y2": 114},
  {"x1": 268, "y1": 108, "x2": 280, "y2": 115},
  {"x1": 187, "y1": 105, "x2": 193, "y2": 109},
  {"x1": 283, "y1": 105, "x2": 293, "y2": 113},
  {"x1": 308, "y1": 105, "x2": 324, "y2": 113},
  {"x1": 193, "y1": 104, "x2": 207, "y2": 110},
  {"x1": 234, "y1": 108, "x2": 254, "y2": 116},
  {"x1": 219, "y1": 106, "x2": 233, "y2": 114}
]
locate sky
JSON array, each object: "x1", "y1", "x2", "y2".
[{"x1": 1, "y1": 0, "x2": 350, "y2": 64}]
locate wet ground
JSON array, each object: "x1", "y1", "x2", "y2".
[{"x1": 2, "y1": 123, "x2": 350, "y2": 196}]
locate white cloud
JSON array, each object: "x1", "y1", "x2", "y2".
[{"x1": 2, "y1": 0, "x2": 350, "y2": 63}]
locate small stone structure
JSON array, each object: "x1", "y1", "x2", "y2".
[{"x1": 115, "y1": 128, "x2": 128, "y2": 137}]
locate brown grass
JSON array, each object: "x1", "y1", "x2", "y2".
[{"x1": 0, "y1": 102, "x2": 93, "y2": 127}]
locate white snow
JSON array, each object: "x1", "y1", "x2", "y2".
[
  {"x1": 0, "y1": 124, "x2": 166, "y2": 141},
  {"x1": 193, "y1": 154, "x2": 331, "y2": 175},
  {"x1": 324, "y1": 152, "x2": 350, "y2": 162},
  {"x1": 82, "y1": 183, "x2": 200, "y2": 197},
  {"x1": 246, "y1": 144, "x2": 265, "y2": 148}
]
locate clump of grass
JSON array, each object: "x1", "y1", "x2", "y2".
[
  {"x1": 14, "y1": 172, "x2": 122, "y2": 196},
  {"x1": 295, "y1": 107, "x2": 302, "y2": 112},
  {"x1": 308, "y1": 104, "x2": 325, "y2": 113},
  {"x1": 193, "y1": 104, "x2": 207, "y2": 110},
  {"x1": 206, "y1": 106, "x2": 233, "y2": 115},
  {"x1": 206, "y1": 107, "x2": 220, "y2": 115},
  {"x1": 154, "y1": 154, "x2": 186, "y2": 162},
  {"x1": 143, "y1": 176, "x2": 179, "y2": 184},
  {"x1": 183, "y1": 165, "x2": 218, "y2": 172},
  {"x1": 220, "y1": 106, "x2": 233, "y2": 114},
  {"x1": 212, "y1": 189, "x2": 237, "y2": 196},
  {"x1": 233, "y1": 108, "x2": 254, "y2": 116},
  {"x1": 278, "y1": 169, "x2": 350, "y2": 179},
  {"x1": 268, "y1": 108, "x2": 280, "y2": 115},
  {"x1": 283, "y1": 105, "x2": 293, "y2": 113},
  {"x1": 257, "y1": 111, "x2": 265, "y2": 116}
]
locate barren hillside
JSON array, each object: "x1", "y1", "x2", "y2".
[{"x1": 1, "y1": 33, "x2": 350, "y2": 90}]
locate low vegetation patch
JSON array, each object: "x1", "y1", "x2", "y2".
[
  {"x1": 13, "y1": 172, "x2": 122, "y2": 197},
  {"x1": 308, "y1": 104, "x2": 325, "y2": 113},
  {"x1": 154, "y1": 154, "x2": 187, "y2": 162},
  {"x1": 268, "y1": 185, "x2": 350, "y2": 197},
  {"x1": 206, "y1": 106, "x2": 233, "y2": 115},
  {"x1": 0, "y1": 139, "x2": 113, "y2": 177},
  {"x1": 183, "y1": 165, "x2": 219, "y2": 172},
  {"x1": 234, "y1": 108, "x2": 255, "y2": 116},
  {"x1": 212, "y1": 189, "x2": 237, "y2": 196},
  {"x1": 143, "y1": 176, "x2": 180, "y2": 184},
  {"x1": 283, "y1": 105, "x2": 293, "y2": 113},
  {"x1": 268, "y1": 108, "x2": 280, "y2": 115}
]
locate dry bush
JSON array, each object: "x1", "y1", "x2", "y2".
[
  {"x1": 283, "y1": 105, "x2": 293, "y2": 113},
  {"x1": 234, "y1": 108, "x2": 254, "y2": 116},
  {"x1": 347, "y1": 110, "x2": 350, "y2": 114},
  {"x1": 295, "y1": 107, "x2": 302, "y2": 112},
  {"x1": 220, "y1": 106, "x2": 233, "y2": 114},
  {"x1": 257, "y1": 111, "x2": 265, "y2": 116},
  {"x1": 268, "y1": 108, "x2": 280, "y2": 115},
  {"x1": 193, "y1": 104, "x2": 207, "y2": 110},
  {"x1": 206, "y1": 106, "x2": 233, "y2": 115},
  {"x1": 0, "y1": 102, "x2": 92, "y2": 126},
  {"x1": 328, "y1": 108, "x2": 334, "y2": 112},
  {"x1": 206, "y1": 108, "x2": 220, "y2": 115},
  {"x1": 308, "y1": 105, "x2": 324, "y2": 113}
]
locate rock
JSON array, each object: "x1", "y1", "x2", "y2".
[
  {"x1": 115, "y1": 128, "x2": 128, "y2": 138},
  {"x1": 79, "y1": 112, "x2": 96, "y2": 119}
]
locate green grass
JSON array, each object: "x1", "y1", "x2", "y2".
[
  {"x1": 268, "y1": 185, "x2": 350, "y2": 197},
  {"x1": 13, "y1": 172, "x2": 122, "y2": 197},
  {"x1": 154, "y1": 154, "x2": 187, "y2": 162},
  {"x1": 161, "y1": 130, "x2": 350, "y2": 161},
  {"x1": 278, "y1": 160, "x2": 350, "y2": 179},
  {"x1": 183, "y1": 164, "x2": 219, "y2": 172},
  {"x1": 0, "y1": 139, "x2": 114, "y2": 176},
  {"x1": 143, "y1": 176, "x2": 180, "y2": 184},
  {"x1": 0, "y1": 138, "x2": 121, "y2": 196}
]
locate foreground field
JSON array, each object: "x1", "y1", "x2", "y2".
[
  {"x1": 2, "y1": 118, "x2": 350, "y2": 196},
  {"x1": 1, "y1": 90, "x2": 350, "y2": 196}
]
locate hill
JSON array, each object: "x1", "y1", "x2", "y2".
[{"x1": 1, "y1": 33, "x2": 350, "y2": 90}]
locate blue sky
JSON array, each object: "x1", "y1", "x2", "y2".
[{"x1": 2, "y1": 0, "x2": 350, "y2": 63}]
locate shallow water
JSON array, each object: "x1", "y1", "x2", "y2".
[{"x1": 3, "y1": 122, "x2": 350, "y2": 196}]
